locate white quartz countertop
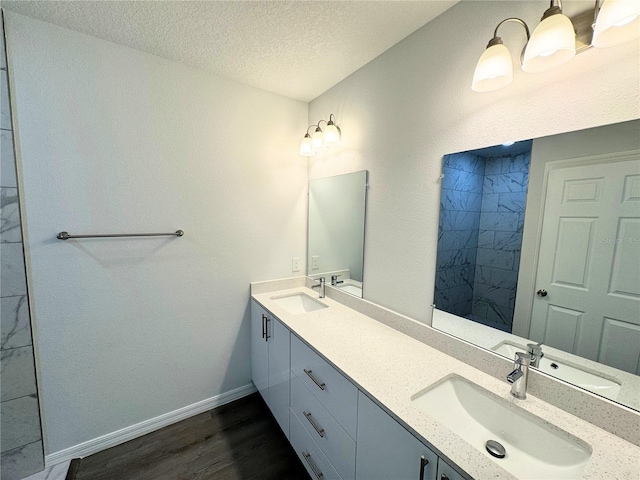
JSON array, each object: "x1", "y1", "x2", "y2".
[{"x1": 252, "y1": 286, "x2": 640, "y2": 480}]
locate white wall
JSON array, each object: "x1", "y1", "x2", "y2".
[
  {"x1": 5, "y1": 12, "x2": 307, "y2": 455},
  {"x1": 309, "y1": 0, "x2": 640, "y2": 322}
]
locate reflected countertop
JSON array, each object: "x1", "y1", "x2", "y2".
[{"x1": 432, "y1": 309, "x2": 640, "y2": 412}]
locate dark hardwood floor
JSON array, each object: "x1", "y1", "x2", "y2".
[{"x1": 68, "y1": 393, "x2": 310, "y2": 480}]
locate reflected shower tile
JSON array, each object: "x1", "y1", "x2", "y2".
[
  {"x1": 484, "y1": 172, "x2": 528, "y2": 194},
  {"x1": 497, "y1": 192, "x2": 526, "y2": 213},
  {"x1": 0, "y1": 395, "x2": 42, "y2": 453},
  {"x1": 474, "y1": 265, "x2": 492, "y2": 285},
  {"x1": 1, "y1": 296, "x2": 31, "y2": 350},
  {"x1": 484, "y1": 157, "x2": 502, "y2": 175},
  {"x1": 494, "y1": 231, "x2": 523, "y2": 251},
  {"x1": 0, "y1": 441, "x2": 44, "y2": 480},
  {"x1": 443, "y1": 152, "x2": 481, "y2": 173},
  {"x1": 0, "y1": 243, "x2": 27, "y2": 296},
  {"x1": 472, "y1": 299, "x2": 488, "y2": 318},
  {"x1": 479, "y1": 212, "x2": 520, "y2": 232},
  {"x1": 1, "y1": 130, "x2": 16, "y2": 188},
  {"x1": 481, "y1": 193, "x2": 499, "y2": 212},
  {"x1": 491, "y1": 268, "x2": 518, "y2": 290},
  {"x1": 486, "y1": 304, "x2": 514, "y2": 326},
  {"x1": 1, "y1": 347, "x2": 37, "y2": 402},
  {"x1": 1, "y1": 188, "x2": 21, "y2": 242},
  {"x1": 504, "y1": 152, "x2": 531, "y2": 173},
  {"x1": 476, "y1": 248, "x2": 514, "y2": 270},
  {"x1": 477, "y1": 230, "x2": 494, "y2": 248}
]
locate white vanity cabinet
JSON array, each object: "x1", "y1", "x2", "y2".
[
  {"x1": 436, "y1": 458, "x2": 466, "y2": 480},
  {"x1": 250, "y1": 301, "x2": 290, "y2": 438},
  {"x1": 356, "y1": 391, "x2": 439, "y2": 480}
]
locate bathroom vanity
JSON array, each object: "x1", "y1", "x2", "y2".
[{"x1": 250, "y1": 278, "x2": 640, "y2": 480}]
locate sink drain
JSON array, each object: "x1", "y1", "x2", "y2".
[{"x1": 485, "y1": 440, "x2": 506, "y2": 459}]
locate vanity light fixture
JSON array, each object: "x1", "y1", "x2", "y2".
[
  {"x1": 299, "y1": 114, "x2": 341, "y2": 157},
  {"x1": 472, "y1": 0, "x2": 640, "y2": 92}
]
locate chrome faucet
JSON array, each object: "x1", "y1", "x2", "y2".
[
  {"x1": 507, "y1": 352, "x2": 531, "y2": 399},
  {"x1": 330, "y1": 274, "x2": 343, "y2": 286},
  {"x1": 527, "y1": 342, "x2": 544, "y2": 368},
  {"x1": 312, "y1": 277, "x2": 326, "y2": 298}
]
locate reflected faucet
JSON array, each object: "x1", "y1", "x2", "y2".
[
  {"x1": 527, "y1": 342, "x2": 544, "y2": 368},
  {"x1": 312, "y1": 277, "x2": 326, "y2": 298},
  {"x1": 331, "y1": 274, "x2": 343, "y2": 286},
  {"x1": 507, "y1": 352, "x2": 531, "y2": 399}
]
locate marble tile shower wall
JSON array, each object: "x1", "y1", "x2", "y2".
[
  {"x1": 471, "y1": 152, "x2": 530, "y2": 330},
  {"x1": 435, "y1": 152, "x2": 484, "y2": 316},
  {"x1": 0, "y1": 18, "x2": 45, "y2": 480}
]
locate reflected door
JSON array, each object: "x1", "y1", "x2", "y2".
[{"x1": 529, "y1": 157, "x2": 640, "y2": 374}]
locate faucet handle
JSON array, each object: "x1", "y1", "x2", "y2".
[
  {"x1": 527, "y1": 342, "x2": 543, "y2": 357},
  {"x1": 330, "y1": 274, "x2": 341, "y2": 281},
  {"x1": 515, "y1": 351, "x2": 532, "y2": 366}
]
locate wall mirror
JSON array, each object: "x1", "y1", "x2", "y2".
[
  {"x1": 432, "y1": 119, "x2": 640, "y2": 411},
  {"x1": 307, "y1": 170, "x2": 368, "y2": 297}
]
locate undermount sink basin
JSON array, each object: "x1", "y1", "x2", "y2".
[
  {"x1": 271, "y1": 293, "x2": 328, "y2": 315},
  {"x1": 412, "y1": 375, "x2": 592, "y2": 479},
  {"x1": 492, "y1": 341, "x2": 621, "y2": 401}
]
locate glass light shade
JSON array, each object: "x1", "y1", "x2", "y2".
[
  {"x1": 593, "y1": 0, "x2": 640, "y2": 47},
  {"x1": 323, "y1": 123, "x2": 341, "y2": 145},
  {"x1": 523, "y1": 13, "x2": 576, "y2": 73},
  {"x1": 471, "y1": 43, "x2": 513, "y2": 92},
  {"x1": 299, "y1": 135, "x2": 316, "y2": 156},
  {"x1": 311, "y1": 129, "x2": 326, "y2": 150}
]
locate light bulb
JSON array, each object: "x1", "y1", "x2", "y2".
[
  {"x1": 472, "y1": 40, "x2": 513, "y2": 92},
  {"x1": 593, "y1": 0, "x2": 640, "y2": 47},
  {"x1": 323, "y1": 122, "x2": 341, "y2": 145},
  {"x1": 311, "y1": 127, "x2": 326, "y2": 150},
  {"x1": 299, "y1": 134, "x2": 316, "y2": 157},
  {"x1": 522, "y1": 10, "x2": 575, "y2": 73}
]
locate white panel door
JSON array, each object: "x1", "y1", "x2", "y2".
[{"x1": 530, "y1": 158, "x2": 640, "y2": 374}]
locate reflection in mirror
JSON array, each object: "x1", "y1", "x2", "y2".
[
  {"x1": 435, "y1": 140, "x2": 532, "y2": 333},
  {"x1": 432, "y1": 120, "x2": 640, "y2": 412},
  {"x1": 308, "y1": 171, "x2": 367, "y2": 297}
]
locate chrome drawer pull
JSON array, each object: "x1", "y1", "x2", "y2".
[
  {"x1": 302, "y1": 452, "x2": 324, "y2": 479},
  {"x1": 303, "y1": 411, "x2": 325, "y2": 438},
  {"x1": 265, "y1": 317, "x2": 271, "y2": 340},
  {"x1": 441, "y1": 475, "x2": 450, "y2": 480},
  {"x1": 261, "y1": 314, "x2": 267, "y2": 339},
  {"x1": 419, "y1": 455, "x2": 429, "y2": 479},
  {"x1": 303, "y1": 369, "x2": 326, "y2": 390}
]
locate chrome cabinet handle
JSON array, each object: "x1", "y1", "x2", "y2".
[
  {"x1": 265, "y1": 317, "x2": 271, "y2": 340},
  {"x1": 302, "y1": 452, "x2": 324, "y2": 479},
  {"x1": 419, "y1": 455, "x2": 429, "y2": 480},
  {"x1": 303, "y1": 411, "x2": 325, "y2": 438},
  {"x1": 303, "y1": 369, "x2": 326, "y2": 390},
  {"x1": 441, "y1": 474, "x2": 450, "y2": 480},
  {"x1": 261, "y1": 314, "x2": 267, "y2": 339}
]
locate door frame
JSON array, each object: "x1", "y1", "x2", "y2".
[{"x1": 512, "y1": 149, "x2": 640, "y2": 338}]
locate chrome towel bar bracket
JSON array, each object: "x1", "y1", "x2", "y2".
[{"x1": 57, "y1": 230, "x2": 184, "y2": 240}]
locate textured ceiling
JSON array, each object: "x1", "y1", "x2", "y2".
[{"x1": 2, "y1": 1, "x2": 458, "y2": 102}]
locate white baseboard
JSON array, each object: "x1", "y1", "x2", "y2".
[{"x1": 44, "y1": 383, "x2": 257, "y2": 468}]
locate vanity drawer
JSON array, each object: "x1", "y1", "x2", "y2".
[
  {"x1": 291, "y1": 334, "x2": 358, "y2": 438},
  {"x1": 290, "y1": 408, "x2": 343, "y2": 480},
  {"x1": 291, "y1": 373, "x2": 356, "y2": 479}
]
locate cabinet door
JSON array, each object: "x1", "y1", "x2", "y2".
[
  {"x1": 356, "y1": 392, "x2": 437, "y2": 480},
  {"x1": 250, "y1": 301, "x2": 269, "y2": 401},
  {"x1": 267, "y1": 317, "x2": 290, "y2": 438},
  {"x1": 436, "y1": 458, "x2": 466, "y2": 480}
]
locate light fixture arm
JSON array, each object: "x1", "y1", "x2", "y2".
[
  {"x1": 306, "y1": 124, "x2": 319, "y2": 135},
  {"x1": 492, "y1": 18, "x2": 531, "y2": 42},
  {"x1": 489, "y1": 18, "x2": 531, "y2": 64}
]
